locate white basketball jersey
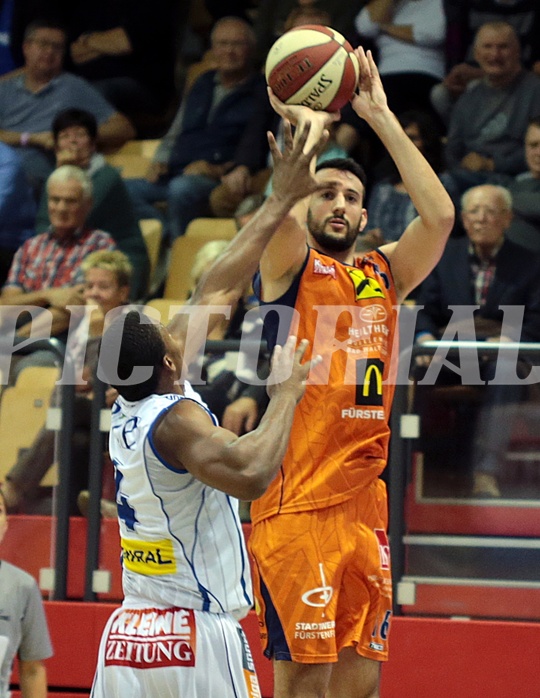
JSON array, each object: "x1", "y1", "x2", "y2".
[{"x1": 109, "y1": 385, "x2": 253, "y2": 619}]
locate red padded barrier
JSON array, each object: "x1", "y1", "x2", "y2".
[
  {"x1": 11, "y1": 603, "x2": 273, "y2": 697},
  {"x1": 10, "y1": 605, "x2": 540, "y2": 698},
  {"x1": 380, "y1": 617, "x2": 540, "y2": 698},
  {"x1": 6, "y1": 517, "x2": 540, "y2": 697}
]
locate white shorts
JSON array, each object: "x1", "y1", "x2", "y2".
[{"x1": 90, "y1": 603, "x2": 261, "y2": 698}]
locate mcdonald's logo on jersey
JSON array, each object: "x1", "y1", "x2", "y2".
[
  {"x1": 356, "y1": 358, "x2": 384, "y2": 406},
  {"x1": 347, "y1": 267, "x2": 386, "y2": 301}
]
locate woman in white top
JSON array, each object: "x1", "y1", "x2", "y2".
[{"x1": 355, "y1": 0, "x2": 446, "y2": 117}]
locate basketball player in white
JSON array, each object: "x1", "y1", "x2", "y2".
[{"x1": 90, "y1": 122, "x2": 328, "y2": 698}]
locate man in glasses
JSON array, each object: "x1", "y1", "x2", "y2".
[{"x1": 0, "y1": 19, "x2": 134, "y2": 195}]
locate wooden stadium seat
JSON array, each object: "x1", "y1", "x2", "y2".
[
  {"x1": 140, "y1": 219, "x2": 163, "y2": 293},
  {"x1": 143, "y1": 298, "x2": 186, "y2": 325},
  {"x1": 0, "y1": 366, "x2": 60, "y2": 485},
  {"x1": 105, "y1": 139, "x2": 160, "y2": 178},
  {"x1": 184, "y1": 217, "x2": 237, "y2": 240},
  {"x1": 164, "y1": 229, "x2": 236, "y2": 300},
  {"x1": 163, "y1": 236, "x2": 207, "y2": 301}
]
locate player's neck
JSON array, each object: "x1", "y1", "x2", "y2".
[{"x1": 311, "y1": 241, "x2": 356, "y2": 266}]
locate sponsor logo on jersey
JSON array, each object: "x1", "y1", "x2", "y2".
[
  {"x1": 121, "y1": 538, "x2": 177, "y2": 575},
  {"x1": 294, "y1": 620, "x2": 336, "y2": 640},
  {"x1": 369, "y1": 641, "x2": 384, "y2": 651},
  {"x1": 237, "y1": 627, "x2": 261, "y2": 697},
  {"x1": 356, "y1": 358, "x2": 384, "y2": 407},
  {"x1": 359, "y1": 304, "x2": 387, "y2": 323},
  {"x1": 104, "y1": 607, "x2": 196, "y2": 669},
  {"x1": 341, "y1": 407, "x2": 385, "y2": 420},
  {"x1": 301, "y1": 563, "x2": 333, "y2": 609},
  {"x1": 313, "y1": 257, "x2": 336, "y2": 278},
  {"x1": 374, "y1": 529, "x2": 391, "y2": 570},
  {"x1": 347, "y1": 267, "x2": 386, "y2": 300}
]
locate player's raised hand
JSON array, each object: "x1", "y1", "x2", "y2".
[
  {"x1": 267, "y1": 336, "x2": 321, "y2": 403},
  {"x1": 267, "y1": 87, "x2": 339, "y2": 149},
  {"x1": 350, "y1": 47, "x2": 389, "y2": 122},
  {"x1": 269, "y1": 120, "x2": 329, "y2": 205}
]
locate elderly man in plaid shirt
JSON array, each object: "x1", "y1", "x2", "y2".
[{"x1": 0, "y1": 164, "x2": 116, "y2": 376}]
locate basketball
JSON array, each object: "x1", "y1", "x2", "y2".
[{"x1": 265, "y1": 25, "x2": 359, "y2": 112}]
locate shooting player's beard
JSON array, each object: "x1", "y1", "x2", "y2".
[{"x1": 307, "y1": 211, "x2": 360, "y2": 253}]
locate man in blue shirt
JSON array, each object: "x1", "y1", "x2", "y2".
[{"x1": 0, "y1": 19, "x2": 135, "y2": 195}]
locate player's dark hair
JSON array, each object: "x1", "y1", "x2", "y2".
[
  {"x1": 315, "y1": 158, "x2": 367, "y2": 189},
  {"x1": 53, "y1": 108, "x2": 98, "y2": 142},
  {"x1": 100, "y1": 311, "x2": 166, "y2": 401}
]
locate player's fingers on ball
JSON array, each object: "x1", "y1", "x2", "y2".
[
  {"x1": 267, "y1": 87, "x2": 284, "y2": 111},
  {"x1": 356, "y1": 47, "x2": 369, "y2": 74},
  {"x1": 366, "y1": 49, "x2": 378, "y2": 76}
]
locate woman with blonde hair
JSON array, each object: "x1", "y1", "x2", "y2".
[{"x1": 0, "y1": 250, "x2": 132, "y2": 515}]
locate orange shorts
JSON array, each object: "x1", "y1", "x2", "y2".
[{"x1": 249, "y1": 479, "x2": 392, "y2": 664}]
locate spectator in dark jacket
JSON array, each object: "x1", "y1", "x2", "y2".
[
  {"x1": 126, "y1": 16, "x2": 264, "y2": 240},
  {"x1": 415, "y1": 184, "x2": 540, "y2": 497}
]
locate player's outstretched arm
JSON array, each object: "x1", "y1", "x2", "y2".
[
  {"x1": 167, "y1": 122, "x2": 329, "y2": 365},
  {"x1": 259, "y1": 91, "x2": 340, "y2": 298},
  {"x1": 153, "y1": 337, "x2": 318, "y2": 500},
  {"x1": 266, "y1": 87, "x2": 340, "y2": 153},
  {"x1": 351, "y1": 48, "x2": 455, "y2": 300}
]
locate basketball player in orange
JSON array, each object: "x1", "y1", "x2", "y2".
[{"x1": 248, "y1": 48, "x2": 455, "y2": 697}]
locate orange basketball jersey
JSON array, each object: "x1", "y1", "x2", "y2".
[{"x1": 252, "y1": 247, "x2": 399, "y2": 523}]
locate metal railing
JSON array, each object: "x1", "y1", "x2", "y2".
[{"x1": 388, "y1": 340, "x2": 540, "y2": 616}]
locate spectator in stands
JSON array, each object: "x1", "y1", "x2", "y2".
[
  {"x1": 253, "y1": 0, "x2": 365, "y2": 64},
  {"x1": 431, "y1": 0, "x2": 540, "y2": 123},
  {"x1": 505, "y1": 116, "x2": 540, "y2": 252},
  {"x1": 187, "y1": 239, "x2": 268, "y2": 433},
  {"x1": 0, "y1": 19, "x2": 135, "y2": 195},
  {"x1": 364, "y1": 109, "x2": 457, "y2": 248},
  {"x1": 415, "y1": 184, "x2": 540, "y2": 497},
  {"x1": 0, "y1": 488, "x2": 53, "y2": 694},
  {"x1": 0, "y1": 249, "x2": 132, "y2": 515},
  {"x1": 355, "y1": 0, "x2": 447, "y2": 118},
  {"x1": 66, "y1": 1, "x2": 177, "y2": 127},
  {"x1": 445, "y1": 22, "x2": 540, "y2": 193},
  {"x1": 0, "y1": 165, "x2": 116, "y2": 368},
  {"x1": 35, "y1": 108, "x2": 149, "y2": 298},
  {"x1": 126, "y1": 16, "x2": 264, "y2": 241},
  {"x1": 210, "y1": 6, "x2": 362, "y2": 218},
  {"x1": 0, "y1": 143, "x2": 36, "y2": 288}
]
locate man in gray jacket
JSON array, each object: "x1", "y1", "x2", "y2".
[{"x1": 445, "y1": 22, "x2": 540, "y2": 194}]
